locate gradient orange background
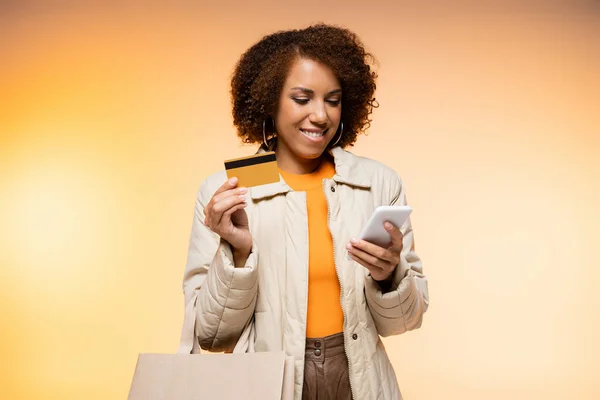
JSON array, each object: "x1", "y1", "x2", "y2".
[{"x1": 1, "y1": 2, "x2": 599, "y2": 399}]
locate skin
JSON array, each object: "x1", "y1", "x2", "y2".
[
  {"x1": 205, "y1": 57, "x2": 403, "y2": 282},
  {"x1": 273, "y1": 57, "x2": 342, "y2": 174},
  {"x1": 347, "y1": 223, "x2": 403, "y2": 283}
]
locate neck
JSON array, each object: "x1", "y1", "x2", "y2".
[{"x1": 275, "y1": 145, "x2": 329, "y2": 174}]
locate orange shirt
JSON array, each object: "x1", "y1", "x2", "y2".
[{"x1": 278, "y1": 155, "x2": 344, "y2": 338}]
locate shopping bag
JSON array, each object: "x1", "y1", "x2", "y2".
[
  {"x1": 128, "y1": 351, "x2": 287, "y2": 400},
  {"x1": 128, "y1": 297, "x2": 295, "y2": 400}
]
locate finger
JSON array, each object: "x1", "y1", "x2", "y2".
[
  {"x1": 216, "y1": 202, "x2": 248, "y2": 234},
  {"x1": 212, "y1": 193, "x2": 247, "y2": 220},
  {"x1": 348, "y1": 252, "x2": 381, "y2": 274},
  {"x1": 210, "y1": 193, "x2": 247, "y2": 227},
  {"x1": 222, "y1": 201, "x2": 247, "y2": 219},
  {"x1": 349, "y1": 238, "x2": 397, "y2": 265},
  {"x1": 212, "y1": 185, "x2": 247, "y2": 206},
  {"x1": 213, "y1": 177, "x2": 240, "y2": 198},
  {"x1": 384, "y1": 221, "x2": 404, "y2": 252},
  {"x1": 347, "y1": 243, "x2": 393, "y2": 270},
  {"x1": 204, "y1": 182, "x2": 240, "y2": 219},
  {"x1": 348, "y1": 253, "x2": 387, "y2": 281}
]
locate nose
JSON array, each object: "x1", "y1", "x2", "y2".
[{"x1": 308, "y1": 100, "x2": 328, "y2": 126}]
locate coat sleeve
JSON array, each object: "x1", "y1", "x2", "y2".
[
  {"x1": 364, "y1": 173, "x2": 429, "y2": 337},
  {"x1": 180, "y1": 179, "x2": 259, "y2": 353}
]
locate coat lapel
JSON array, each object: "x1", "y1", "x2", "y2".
[{"x1": 250, "y1": 145, "x2": 371, "y2": 200}]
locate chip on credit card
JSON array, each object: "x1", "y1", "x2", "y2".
[{"x1": 224, "y1": 151, "x2": 280, "y2": 188}]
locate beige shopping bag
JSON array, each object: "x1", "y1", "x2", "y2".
[
  {"x1": 128, "y1": 351, "x2": 287, "y2": 400},
  {"x1": 128, "y1": 298, "x2": 295, "y2": 400}
]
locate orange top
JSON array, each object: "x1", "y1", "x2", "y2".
[{"x1": 278, "y1": 155, "x2": 344, "y2": 338}]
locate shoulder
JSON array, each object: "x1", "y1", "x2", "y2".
[
  {"x1": 341, "y1": 148, "x2": 404, "y2": 195},
  {"x1": 195, "y1": 169, "x2": 229, "y2": 204},
  {"x1": 346, "y1": 150, "x2": 399, "y2": 178}
]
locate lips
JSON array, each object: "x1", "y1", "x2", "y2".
[{"x1": 299, "y1": 128, "x2": 327, "y2": 138}]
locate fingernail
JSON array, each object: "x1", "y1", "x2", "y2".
[
  {"x1": 229, "y1": 177, "x2": 238, "y2": 185},
  {"x1": 385, "y1": 222, "x2": 393, "y2": 230},
  {"x1": 346, "y1": 243, "x2": 353, "y2": 250},
  {"x1": 350, "y1": 238, "x2": 358, "y2": 244}
]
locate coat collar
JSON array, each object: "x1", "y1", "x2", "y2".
[{"x1": 250, "y1": 145, "x2": 371, "y2": 200}]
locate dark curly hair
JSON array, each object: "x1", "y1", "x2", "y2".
[{"x1": 230, "y1": 23, "x2": 379, "y2": 149}]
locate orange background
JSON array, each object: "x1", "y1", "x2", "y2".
[{"x1": 1, "y1": 2, "x2": 599, "y2": 399}]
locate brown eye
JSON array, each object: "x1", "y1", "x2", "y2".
[{"x1": 293, "y1": 98, "x2": 309, "y2": 104}]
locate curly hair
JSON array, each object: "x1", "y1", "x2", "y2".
[{"x1": 230, "y1": 23, "x2": 379, "y2": 149}]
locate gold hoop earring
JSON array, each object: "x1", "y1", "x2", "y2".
[
  {"x1": 263, "y1": 118, "x2": 276, "y2": 150},
  {"x1": 331, "y1": 121, "x2": 343, "y2": 147}
]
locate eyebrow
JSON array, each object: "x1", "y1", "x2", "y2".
[{"x1": 290, "y1": 87, "x2": 342, "y2": 95}]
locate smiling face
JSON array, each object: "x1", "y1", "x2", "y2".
[{"x1": 273, "y1": 57, "x2": 342, "y2": 174}]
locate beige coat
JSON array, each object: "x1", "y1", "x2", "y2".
[{"x1": 180, "y1": 145, "x2": 429, "y2": 399}]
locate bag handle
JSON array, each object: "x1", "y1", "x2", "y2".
[
  {"x1": 233, "y1": 315, "x2": 255, "y2": 353},
  {"x1": 178, "y1": 292, "x2": 255, "y2": 354},
  {"x1": 177, "y1": 293, "x2": 198, "y2": 354}
]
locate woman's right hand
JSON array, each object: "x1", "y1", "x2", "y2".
[{"x1": 204, "y1": 177, "x2": 253, "y2": 256}]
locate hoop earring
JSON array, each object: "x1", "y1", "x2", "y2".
[
  {"x1": 331, "y1": 121, "x2": 343, "y2": 147},
  {"x1": 263, "y1": 118, "x2": 276, "y2": 150}
]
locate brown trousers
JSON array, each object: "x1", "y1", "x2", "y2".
[{"x1": 302, "y1": 333, "x2": 352, "y2": 400}]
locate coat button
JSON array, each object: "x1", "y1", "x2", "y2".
[
  {"x1": 330, "y1": 186, "x2": 336, "y2": 192},
  {"x1": 352, "y1": 333, "x2": 358, "y2": 340},
  {"x1": 315, "y1": 341, "x2": 321, "y2": 348},
  {"x1": 314, "y1": 349, "x2": 321, "y2": 356}
]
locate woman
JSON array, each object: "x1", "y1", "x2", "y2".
[{"x1": 180, "y1": 23, "x2": 429, "y2": 400}]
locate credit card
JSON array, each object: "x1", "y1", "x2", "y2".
[{"x1": 224, "y1": 151, "x2": 280, "y2": 188}]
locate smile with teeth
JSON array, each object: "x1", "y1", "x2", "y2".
[{"x1": 300, "y1": 128, "x2": 327, "y2": 138}]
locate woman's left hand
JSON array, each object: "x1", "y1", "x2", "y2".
[{"x1": 346, "y1": 221, "x2": 404, "y2": 282}]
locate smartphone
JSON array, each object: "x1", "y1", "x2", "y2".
[{"x1": 357, "y1": 206, "x2": 412, "y2": 247}]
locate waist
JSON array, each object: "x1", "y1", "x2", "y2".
[{"x1": 305, "y1": 332, "x2": 345, "y2": 360}]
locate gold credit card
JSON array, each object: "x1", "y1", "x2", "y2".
[{"x1": 224, "y1": 151, "x2": 280, "y2": 188}]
